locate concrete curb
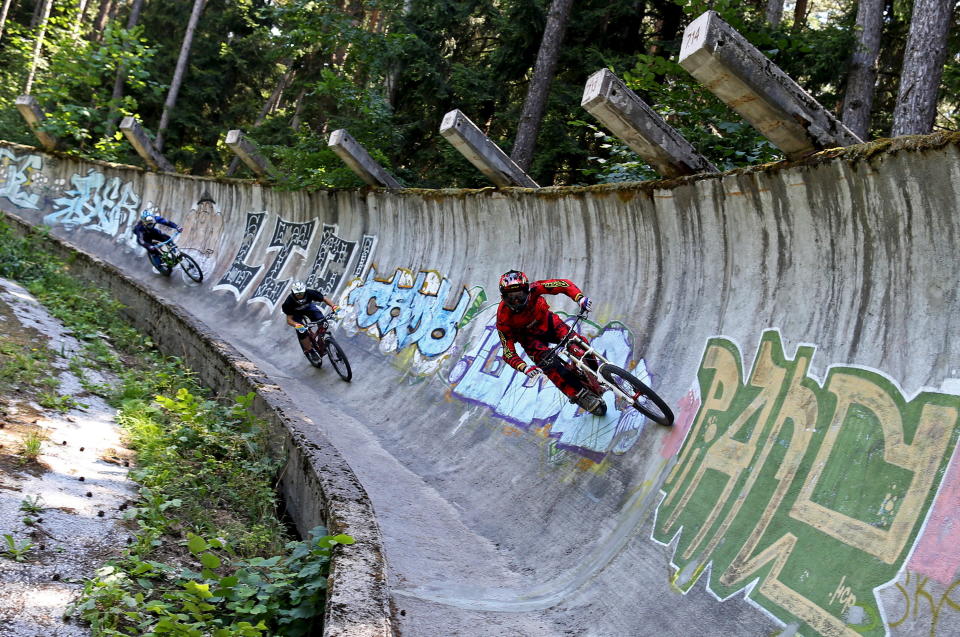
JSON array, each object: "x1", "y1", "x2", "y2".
[{"x1": 2, "y1": 211, "x2": 394, "y2": 637}]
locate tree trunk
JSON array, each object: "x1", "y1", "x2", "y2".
[
  {"x1": 105, "y1": 0, "x2": 145, "y2": 136},
  {"x1": 24, "y1": 0, "x2": 54, "y2": 95},
  {"x1": 0, "y1": 0, "x2": 17, "y2": 43},
  {"x1": 840, "y1": 0, "x2": 884, "y2": 139},
  {"x1": 155, "y1": 0, "x2": 207, "y2": 152},
  {"x1": 646, "y1": 0, "x2": 683, "y2": 57},
  {"x1": 510, "y1": 0, "x2": 575, "y2": 172},
  {"x1": 30, "y1": 0, "x2": 44, "y2": 27},
  {"x1": 72, "y1": 0, "x2": 92, "y2": 37},
  {"x1": 792, "y1": 0, "x2": 809, "y2": 30},
  {"x1": 289, "y1": 86, "x2": 307, "y2": 130},
  {"x1": 90, "y1": 0, "x2": 113, "y2": 42},
  {"x1": 765, "y1": 0, "x2": 784, "y2": 27},
  {"x1": 891, "y1": 0, "x2": 952, "y2": 136},
  {"x1": 226, "y1": 63, "x2": 295, "y2": 176}
]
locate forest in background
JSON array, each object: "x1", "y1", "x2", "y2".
[{"x1": 0, "y1": 0, "x2": 956, "y2": 189}]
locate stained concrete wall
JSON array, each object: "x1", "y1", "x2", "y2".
[{"x1": 1, "y1": 135, "x2": 958, "y2": 637}]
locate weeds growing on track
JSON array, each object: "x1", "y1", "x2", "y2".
[{"x1": 0, "y1": 217, "x2": 352, "y2": 635}]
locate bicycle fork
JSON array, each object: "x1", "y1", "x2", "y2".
[{"x1": 564, "y1": 338, "x2": 643, "y2": 406}]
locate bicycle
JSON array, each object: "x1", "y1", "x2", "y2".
[
  {"x1": 538, "y1": 310, "x2": 674, "y2": 425},
  {"x1": 300, "y1": 312, "x2": 352, "y2": 382},
  {"x1": 148, "y1": 230, "x2": 203, "y2": 283}
]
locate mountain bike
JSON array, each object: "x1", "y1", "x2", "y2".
[
  {"x1": 300, "y1": 313, "x2": 352, "y2": 382},
  {"x1": 539, "y1": 310, "x2": 674, "y2": 425},
  {"x1": 148, "y1": 230, "x2": 203, "y2": 282}
]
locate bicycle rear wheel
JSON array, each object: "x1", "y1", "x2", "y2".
[
  {"x1": 178, "y1": 253, "x2": 204, "y2": 282},
  {"x1": 599, "y1": 364, "x2": 674, "y2": 426},
  {"x1": 325, "y1": 336, "x2": 352, "y2": 382}
]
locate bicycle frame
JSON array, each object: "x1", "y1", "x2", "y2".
[
  {"x1": 301, "y1": 311, "x2": 337, "y2": 345},
  {"x1": 539, "y1": 311, "x2": 641, "y2": 407},
  {"x1": 153, "y1": 230, "x2": 182, "y2": 265}
]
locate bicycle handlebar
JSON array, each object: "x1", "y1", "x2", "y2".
[
  {"x1": 302, "y1": 310, "x2": 340, "y2": 326},
  {"x1": 154, "y1": 229, "x2": 182, "y2": 247},
  {"x1": 540, "y1": 309, "x2": 589, "y2": 366}
]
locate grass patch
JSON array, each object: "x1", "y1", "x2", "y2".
[
  {"x1": 0, "y1": 216, "x2": 350, "y2": 634},
  {"x1": 0, "y1": 340, "x2": 59, "y2": 393},
  {"x1": 17, "y1": 428, "x2": 47, "y2": 464}
]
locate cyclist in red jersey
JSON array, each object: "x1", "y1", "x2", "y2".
[{"x1": 496, "y1": 270, "x2": 602, "y2": 410}]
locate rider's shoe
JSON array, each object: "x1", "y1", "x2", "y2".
[
  {"x1": 572, "y1": 388, "x2": 605, "y2": 415},
  {"x1": 306, "y1": 350, "x2": 322, "y2": 365}
]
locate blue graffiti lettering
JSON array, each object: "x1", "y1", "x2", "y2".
[
  {"x1": 347, "y1": 267, "x2": 471, "y2": 358},
  {"x1": 43, "y1": 170, "x2": 141, "y2": 234}
]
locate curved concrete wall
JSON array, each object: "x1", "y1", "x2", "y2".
[{"x1": 2, "y1": 135, "x2": 958, "y2": 636}]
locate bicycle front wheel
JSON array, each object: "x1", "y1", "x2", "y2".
[
  {"x1": 599, "y1": 364, "x2": 674, "y2": 426},
  {"x1": 178, "y1": 253, "x2": 204, "y2": 283},
  {"x1": 325, "y1": 336, "x2": 352, "y2": 382}
]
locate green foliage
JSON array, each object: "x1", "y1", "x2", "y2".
[
  {"x1": 19, "y1": 495, "x2": 45, "y2": 515},
  {"x1": 0, "y1": 218, "x2": 147, "y2": 356},
  {"x1": 0, "y1": 340, "x2": 58, "y2": 393},
  {"x1": 38, "y1": 390, "x2": 88, "y2": 413},
  {"x1": 0, "y1": 219, "x2": 339, "y2": 633},
  {"x1": 1, "y1": 533, "x2": 35, "y2": 562},
  {"x1": 72, "y1": 380, "x2": 343, "y2": 635},
  {"x1": 71, "y1": 527, "x2": 352, "y2": 636},
  {"x1": 0, "y1": 0, "x2": 948, "y2": 184},
  {"x1": 32, "y1": 20, "x2": 162, "y2": 155},
  {"x1": 17, "y1": 429, "x2": 47, "y2": 464}
]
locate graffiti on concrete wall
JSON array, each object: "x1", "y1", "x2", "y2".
[
  {"x1": 248, "y1": 217, "x2": 316, "y2": 310},
  {"x1": 0, "y1": 148, "x2": 42, "y2": 210},
  {"x1": 353, "y1": 234, "x2": 376, "y2": 279},
  {"x1": 43, "y1": 169, "x2": 141, "y2": 236},
  {"x1": 651, "y1": 330, "x2": 960, "y2": 637},
  {"x1": 214, "y1": 215, "x2": 376, "y2": 308},
  {"x1": 304, "y1": 224, "x2": 355, "y2": 297},
  {"x1": 213, "y1": 212, "x2": 267, "y2": 299},
  {"x1": 345, "y1": 266, "x2": 471, "y2": 358},
  {"x1": 880, "y1": 571, "x2": 960, "y2": 636},
  {"x1": 448, "y1": 310, "x2": 654, "y2": 459}
]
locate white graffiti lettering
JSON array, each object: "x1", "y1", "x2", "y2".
[
  {"x1": 249, "y1": 217, "x2": 316, "y2": 310},
  {"x1": 43, "y1": 170, "x2": 141, "y2": 235},
  {"x1": 0, "y1": 148, "x2": 42, "y2": 209}
]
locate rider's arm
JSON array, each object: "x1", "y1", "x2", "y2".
[
  {"x1": 497, "y1": 328, "x2": 531, "y2": 373},
  {"x1": 133, "y1": 225, "x2": 152, "y2": 249},
  {"x1": 286, "y1": 314, "x2": 301, "y2": 328},
  {"x1": 531, "y1": 279, "x2": 585, "y2": 305},
  {"x1": 305, "y1": 289, "x2": 338, "y2": 311},
  {"x1": 156, "y1": 216, "x2": 182, "y2": 231}
]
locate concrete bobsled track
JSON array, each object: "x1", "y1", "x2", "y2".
[{"x1": 2, "y1": 135, "x2": 960, "y2": 637}]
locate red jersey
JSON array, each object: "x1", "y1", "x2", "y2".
[{"x1": 496, "y1": 279, "x2": 584, "y2": 372}]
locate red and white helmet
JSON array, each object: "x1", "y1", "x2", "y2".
[{"x1": 499, "y1": 270, "x2": 530, "y2": 311}]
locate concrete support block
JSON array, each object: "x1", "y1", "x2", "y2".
[
  {"x1": 15, "y1": 95, "x2": 58, "y2": 151},
  {"x1": 440, "y1": 109, "x2": 539, "y2": 188},
  {"x1": 225, "y1": 129, "x2": 277, "y2": 179},
  {"x1": 581, "y1": 69, "x2": 718, "y2": 177},
  {"x1": 119, "y1": 116, "x2": 175, "y2": 172},
  {"x1": 328, "y1": 129, "x2": 402, "y2": 188},
  {"x1": 679, "y1": 10, "x2": 862, "y2": 160}
]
